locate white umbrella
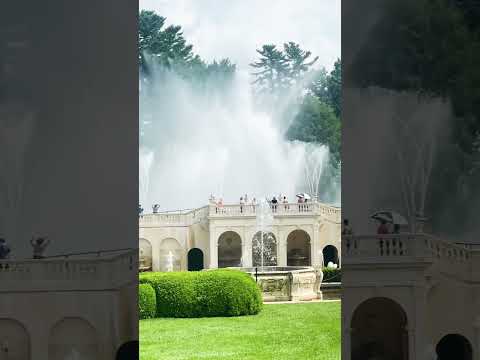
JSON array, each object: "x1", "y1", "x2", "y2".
[
  {"x1": 370, "y1": 210, "x2": 408, "y2": 225},
  {"x1": 296, "y1": 193, "x2": 311, "y2": 200}
]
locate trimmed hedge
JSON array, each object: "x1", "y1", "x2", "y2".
[
  {"x1": 139, "y1": 283, "x2": 157, "y2": 319},
  {"x1": 322, "y1": 268, "x2": 341, "y2": 283},
  {"x1": 139, "y1": 269, "x2": 263, "y2": 318}
]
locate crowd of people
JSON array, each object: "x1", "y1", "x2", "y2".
[
  {"x1": 0, "y1": 236, "x2": 51, "y2": 260},
  {"x1": 139, "y1": 194, "x2": 313, "y2": 217},
  {"x1": 209, "y1": 193, "x2": 312, "y2": 214}
]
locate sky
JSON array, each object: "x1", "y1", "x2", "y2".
[{"x1": 139, "y1": 0, "x2": 341, "y2": 72}]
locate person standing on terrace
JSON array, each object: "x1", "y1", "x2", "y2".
[
  {"x1": 271, "y1": 196, "x2": 278, "y2": 212},
  {"x1": 342, "y1": 219, "x2": 353, "y2": 235},
  {"x1": 216, "y1": 198, "x2": 224, "y2": 214},
  {"x1": 251, "y1": 197, "x2": 257, "y2": 212},
  {"x1": 30, "y1": 236, "x2": 50, "y2": 259},
  {"x1": 240, "y1": 196, "x2": 245, "y2": 213},
  {"x1": 0, "y1": 238, "x2": 11, "y2": 259},
  {"x1": 377, "y1": 219, "x2": 389, "y2": 235}
]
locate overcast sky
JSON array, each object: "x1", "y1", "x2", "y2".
[{"x1": 140, "y1": 0, "x2": 341, "y2": 72}]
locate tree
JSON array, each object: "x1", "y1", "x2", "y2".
[
  {"x1": 349, "y1": 0, "x2": 480, "y2": 234},
  {"x1": 139, "y1": 10, "x2": 194, "y2": 75},
  {"x1": 283, "y1": 42, "x2": 319, "y2": 83},
  {"x1": 310, "y1": 59, "x2": 342, "y2": 117},
  {"x1": 286, "y1": 95, "x2": 340, "y2": 165},
  {"x1": 250, "y1": 42, "x2": 319, "y2": 97},
  {"x1": 250, "y1": 44, "x2": 290, "y2": 95}
]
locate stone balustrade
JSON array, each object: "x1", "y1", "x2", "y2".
[
  {"x1": 0, "y1": 249, "x2": 138, "y2": 292},
  {"x1": 139, "y1": 206, "x2": 210, "y2": 227},
  {"x1": 343, "y1": 234, "x2": 477, "y2": 281},
  {"x1": 139, "y1": 202, "x2": 340, "y2": 227},
  {"x1": 210, "y1": 202, "x2": 341, "y2": 221}
]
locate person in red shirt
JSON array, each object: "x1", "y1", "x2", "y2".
[{"x1": 377, "y1": 219, "x2": 390, "y2": 234}]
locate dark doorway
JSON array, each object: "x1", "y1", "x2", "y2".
[
  {"x1": 188, "y1": 248, "x2": 204, "y2": 271},
  {"x1": 116, "y1": 340, "x2": 138, "y2": 360},
  {"x1": 323, "y1": 245, "x2": 339, "y2": 267},
  {"x1": 351, "y1": 297, "x2": 408, "y2": 360},
  {"x1": 436, "y1": 334, "x2": 473, "y2": 360}
]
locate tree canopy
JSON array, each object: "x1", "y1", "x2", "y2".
[
  {"x1": 349, "y1": 0, "x2": 480, "y2": 234},
  {"x1": 138, "y1": 10, "x2": 236, "y2": 87}
]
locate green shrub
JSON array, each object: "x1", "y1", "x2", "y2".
[
  {"x1": 139, "y1": 283, "x2": 156, "y2": 319},
  {"x1": 322, "y1": 268, "x2": 341, "y2": 283},
  {"x1": 139, "y1": 269, "x2": 262, "y2": 318}
]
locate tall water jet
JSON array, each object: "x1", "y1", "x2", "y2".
[
  {"x1": 0, "y1": 100, "x2": 35, "y2": 245},
  {"x1": 139, "y1": 66, "x2": 338, "y2": 211},
  {"x1": 254, "y1": 198, "x2": 275, "y2": 268},
  {"x1": 139, "y1": 148, "x2": 154, "y2": 207}
]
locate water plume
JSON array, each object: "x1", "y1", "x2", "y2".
[
  {"x1": 0, "y1": 100, "x2": 35, "y2": 244},
  {"x1": 140, "y1": 63, "x2": 339, "y2": 211}
]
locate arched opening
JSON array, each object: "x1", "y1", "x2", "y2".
[
  {"x1": 287, "y1": 230, "x2": 311, "y2": 266},
  {"x1": 323, "y1": 245, "x2": 339, "y2": 267},
  {"x1": 0, "y1": 318, "x2": 30, "y2": 360},
  {"x1": 187, "y1": 248, "x2": 204, "y2": 271},
  {"x1": 159, "y1": 238, "x2": 184, "y2": 271},
  {"x1": 116, "y1": 340, "x2": 138, "y2": 360},
  {"x1": 139, "y1": 238, "x2": 152, "y2": 271},
  {"x1": 49, "y1": 317, "x2": 98, "y2": 360},
  {"x1": 436, "y1": 334, "x2": 473, "y2": 360},
  {"x1": 351, "y1": 297, "x2": 408, "y2": 360},
  {"x1": 252, "y1": 231, "x2": 277, "y2": 266},
  {"x1": 218, "y1": 231, "x2": 242, "y2": 268}
]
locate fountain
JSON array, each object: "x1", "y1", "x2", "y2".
[
  {"x1": 228, "y1": 196, "x2": 322, "y2": 302},
  {"x1": 0, "y1": 101, "x2": 35, "y2": 245},
  {"x1": 166, "y1": 251, "x2": 175, "y2": 272},
  {"x1": 253, "y1": 198, "x2": 275, "y2": 267}
]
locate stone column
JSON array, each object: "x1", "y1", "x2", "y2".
[
  {"x1": 311, "y1": 223, "x2": 322, "y2": 267},
  {"x1": 208, "y1": 227, "x2": 218, "y2": 269},
  {"x1": 30, "y1": 320, "x2": 49, "y2": 360},
  {"x1": 473, "y1": 318, "x2": 480, "y2": 360},
  {"x1": 278, "y1": 229, "x2": 287, "y2": 266},
  {"x1": 342, "y1": 326, "x2": 352, "y2": 360},
  {"x1": 242, "y1": 228, "x2": 253, "y2": 267},
  {"x1": 151, "y1": 240, "x2": 161, "y2": 272},
  {"x1": 410, "y1": 284, "x2": 427, "y2": 360},
  {"x1": 407, "y1": 326, "x2": 415, "y2": 360}
]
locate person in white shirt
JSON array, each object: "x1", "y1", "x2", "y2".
[{"x1": 240, "y1": 196, "x2": 245, "y2": 213}]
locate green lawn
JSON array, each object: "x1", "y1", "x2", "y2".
[{"x1": 140, "y1": 301, "x2": 340, "y2": 360}]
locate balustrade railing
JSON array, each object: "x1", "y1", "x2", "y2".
[
  {"x1": 343, "y1": 234, "x2": 473, "y2": 280},
  {"x1": 0, "y1": 249, "x2": 138, "y2": 290},
  {"x1": 209, "y1": 202, "x2": 340, "y2": 218},
  {"x1": 139, "y1": 202, "x2": 340, "y2": 226},
  {"x1": 139, "y1": 206, "x2": 210, "y2": 226}
]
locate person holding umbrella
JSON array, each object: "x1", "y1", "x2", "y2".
[
  {"x1": 371, "y1": 210, "x2": 408, "y2": 234},
  {"x1": 377, "y1": 219, "x2": 390, "y2": 234}
]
